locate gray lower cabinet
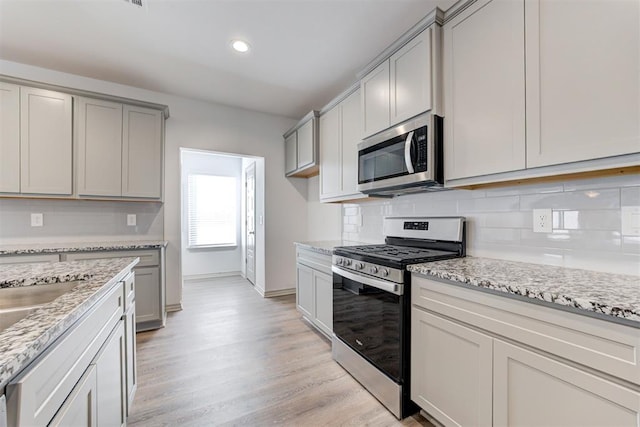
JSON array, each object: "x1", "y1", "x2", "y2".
[
  {"x1": 48, "y1": 365, "x2": 97, "y2": 427},
  {"x1": 6, "y1": 277, "x2": 128, "y2": 426},
  {"x1": 63, "y1": 248, "x2": 166, "y2": 331},
  {"x1": 123, "y1": 273, "x2": 137, "y2": 414},
  {"x1": 411, "y1": 275, "x2": 640, "y2": 427},
  {"x1": 295, "y1": 247, "x2": 332, "y2": 338},
  {"x1": 94, "y1": 319, "x2": 126, "y2": 427}
]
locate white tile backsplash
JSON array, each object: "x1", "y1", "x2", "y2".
[
  {"x1": 342, "y1": 175, "x2": 640, "y2": 275},
  {"x1": 0, "y1": 199, "x2": 164, "y2": 244}
]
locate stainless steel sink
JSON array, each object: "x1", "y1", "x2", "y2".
[{"x1": 0, "y1": 281, "x2": 80, "y2": 332}]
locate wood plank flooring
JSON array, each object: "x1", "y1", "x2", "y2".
[{"x1": 128, "y1": 276, "x2": 434, "y2": 427}]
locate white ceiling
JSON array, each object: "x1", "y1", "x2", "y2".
[{"x1": 0, "y1": 0, "x2": 456, "y2": 119}]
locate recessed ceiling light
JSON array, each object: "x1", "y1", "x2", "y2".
[{"x1": 231, "y1": 40, "x2": 250, "y2": 53}]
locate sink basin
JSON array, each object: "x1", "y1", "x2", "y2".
[{"x1": 0, "y1": 281, "x2": 80, "y2": 332}]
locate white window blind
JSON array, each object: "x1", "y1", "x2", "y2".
[{"x1": 187, "y1": 174, "x2": 237, "y2": 248}]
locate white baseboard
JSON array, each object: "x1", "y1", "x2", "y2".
[
  {"x1": 264, "y1": 288, "x2": 296, "y2": 298},
  {"x1": 166, "y1": 303, "x2": 182, "y2": 312},
  {"x1": 183, "y1": 271, "x2": 242, "y2": 282}
]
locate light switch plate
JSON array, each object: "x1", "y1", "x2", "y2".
[
  {"x1": 30, "y1": 213, "x2": 43, "y2": 227},
  {"x1": 621, "y1": 206, "x2": 640, "y2": 236},
  {"x1": 127, "y1": 214, "x2": 137, "y2": 227}
]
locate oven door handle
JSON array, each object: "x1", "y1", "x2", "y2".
[{"x1": 332, "y1": 265, "x2": 404, "y2": 296}]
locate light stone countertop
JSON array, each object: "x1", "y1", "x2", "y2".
[
  {"x1": 408, "y1": 257, "x2": 640, "y2": 327},
  {"x1": 295, "y1": 240, "x2": 368, "y2": 256},
  {"x1": 0, "y1": 240, "x2": 167, "y2": 256},
  {"x1": 0, "y1": 257, "x2": 139, "y2": 388}
]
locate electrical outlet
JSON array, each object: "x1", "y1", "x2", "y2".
[
  {"x1": 127, "y1": 214, "x2": 136, "y2": 227},
  {"x1": 31, "y1": 213, "x2": 44, "y2": 227},
  {"x1": 533, "y1": 209, "x2": 552, "y2": 233}
]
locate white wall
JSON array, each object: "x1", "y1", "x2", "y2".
[
  {"x1": 0, "y1": 60, "x2": 306, "y2": 308},
  {"x1": 342, "y1": 174, "x2": 640, "y2": 276},
  {"x1": 306, "y1": 175, "x2": 342, "y2": 241},
  {"x1": 180, "y1": 150, "x2": 243, "y2": 278}
]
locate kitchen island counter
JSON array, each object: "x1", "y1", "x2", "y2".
[
  {"x1": 0, "y1": 257, "x2": 139, "y2": 388},
  {"x1": 408, "y1": 257, "x2": 640, "y2": 326}
]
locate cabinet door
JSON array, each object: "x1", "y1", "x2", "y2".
[
  {"x1": 340, "y1": 88, "x2": 362, "y2": 197},
  {"x1": 390, "y1": 27, "x2": 432, "y2": 125},
  {"x1": 125, "y1": 304, "x2": 137, "y2": 415},
  {"x1": 361, "y1": 60, "x2": 390, "y2": 138},
  {"x1": 284, "y1": 132, "x2": 297, "y2": 175},
  {"x1": 0, "y1": 82, "x2": 20, "y2": 193},
  {"x1": 49, "y1": 366, "x2": 97, "y2": 427},
  {"x1": 525, "y1": 0, "x2": 640, "y2": 167},
  {"x1": 20, "y1": 87, "x2": 73, "y2": 195},
  {"x1": 77, "y1": 97, "x2": 123, "y2": 196},
  {"x1": 319, "y1": 105, "x2": 341, "y2": 199},
  {"x1": 297, "y1": 118, "x2": 315, "y2": 169},
  {"x1": 296, "y1": 263, "x2": 314, "y2": 319},
  {"x1": 94, "y1": 320, "x2": 126, "y2": 427},
  {"x1": 411, "y1": 307, "x2": 493, "y2": 427},
  {"x1": 493, "y1": 339, "x2": 640, "y2": 427},
  {"x1": 443, "y1": 0, "x2": 526, "y2": 180},
  {"x1": 134, "y1": 266, "x2": 161, "y2": 326},
  {"x1": 313, "y1": 270, "x2": 332, "y2": 336},
  {"x1": 122, "y1": 105, "x2": 162, "y2": 198}
]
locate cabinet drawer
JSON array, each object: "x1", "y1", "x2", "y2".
[
  {"x1": 6, "y1": 282, "x2": 124, "y2": 426},
  {"x1": 65, "y1": 249, "x2": 159, "y2": 267},
  {"x1": 296, "y1": 247, "x2": 331, "y2": 276},
  {"x1": 412, "y1": 276, "x2": 640, "y2": 386}
]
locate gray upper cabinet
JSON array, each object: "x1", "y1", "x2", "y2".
[
  {"x1": 77, "y1": 100, "x2": 163, "y2": 200},
  {"x1": 320, "y1": 87, "x2": 367, "y2": 203},
  {"x1": 122, "y1": 105, "x2": 163, "y2": 199},
  {"x1": 0, "y1": 82, "x2": 20, "y2": 194},
  {"x1": 77, "y1": 98, "x2": 123, "y2": 197},
  {"x1": 443, "y1": 0, "x2": 640, "y2": 186},
  {"x1": 360, "y1": 21, "x2": 441, "y2": 140},
  {"x1": 283, "y1": 111, "x2": 319, "y2": 177},
  {"x1": 284, "y1": 132, "x2": 297, "y2": 175},
  {"x1": 20, "y1": 87, "x2": 73, "y2": 195},
  {"x1": 0, "y1": 79, "x2": 167, "y2": 201}
]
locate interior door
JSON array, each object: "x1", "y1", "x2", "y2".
[{"x1": 245, "y1": 162, "x2": 256, "y2": 285}]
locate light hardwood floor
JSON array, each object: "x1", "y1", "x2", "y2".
[{"x1": 128, "y1": 276, "x2": 435, "y2": 427}]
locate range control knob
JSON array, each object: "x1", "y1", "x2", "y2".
[
  {"x1": 380, "y1": 268, "x2": 389, "y2": 277},
  {"x1": 355, "y1": 262, "x2": 364, "y2": 270},
  {"x1": 344, "y1": 259, "x2": 352, "y2": 267},
  {"x1": 336, "y1": 257, "x2": 343, "y2": 266},
  {"x1": 370, "y1": 266, "x2": 378, "y2": 274}
]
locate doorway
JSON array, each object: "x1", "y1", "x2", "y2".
[{"x1": 179, "y1": 148, "x2": 265, "y2": 292}]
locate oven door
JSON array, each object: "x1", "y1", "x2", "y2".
[{"x1": 332, "y1": 265, "x2": 405, "y2": 383}]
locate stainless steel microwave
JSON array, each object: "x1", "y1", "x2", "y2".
[{"x1": 357, "y1": 113, "x2": 444, "y2": 196}]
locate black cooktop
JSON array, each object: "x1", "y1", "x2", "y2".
[{"x1": 333, "y1": 244, "x2": 458, "y2": 266}]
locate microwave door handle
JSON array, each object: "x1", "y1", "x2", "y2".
[{"x1": 404, "y1": 131, "x2": 415, "y2": 173}]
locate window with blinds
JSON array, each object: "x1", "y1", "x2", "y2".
[{"x1": 187, "y1": 174, "x2": 237, "y2": 248}]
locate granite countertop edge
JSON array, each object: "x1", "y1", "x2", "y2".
[
  {"x1": 0, "y1": 257, "x2": 140, "y2": 389},
  {"x1": 295, "y1": 240, "x2": 368, "y2": 256},
  {"x1": 407, "y1": 257, "x2": 640, "y2": 328},
  {"x1": 0, "y1": 240, "x2": 168, "y2": 256}
]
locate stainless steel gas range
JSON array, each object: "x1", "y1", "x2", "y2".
[{"x1": 331, "y1": 216, "x2": 466, "y2": 419}]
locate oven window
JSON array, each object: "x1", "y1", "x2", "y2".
[
  {"x1": 333, "y1": 273, "x2": 403, "y2": 382},
  {"x1": 358, "y1": 135, "x2": 409, "y2": 184}
]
